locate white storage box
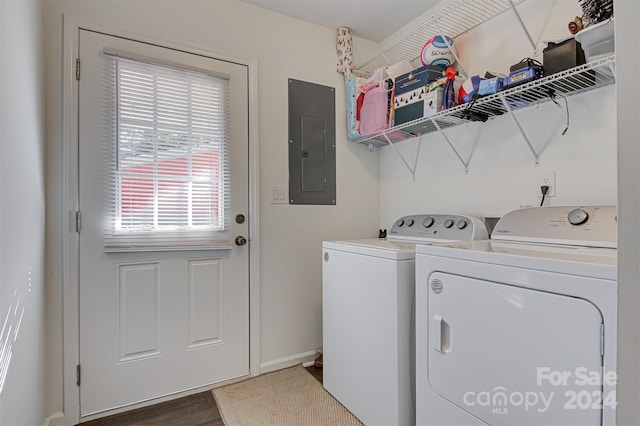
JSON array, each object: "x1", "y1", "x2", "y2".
[{"x1": 575, "y1": 18, "x2": 615, "y2": 62}]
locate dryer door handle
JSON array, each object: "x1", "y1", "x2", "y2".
[{"x1": 433, "y1": 314, "x2": 444, "y2": 353}]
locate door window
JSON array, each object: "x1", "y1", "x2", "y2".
[{"x1": 104, "y1": 55, "x2": 231, "y2": 251}]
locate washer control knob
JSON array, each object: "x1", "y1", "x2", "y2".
[
  {"x1": 568, "y1": 208, "x2": 589, "y2": 226},
  {"x1": 444, "y1": 219, "x2": 454, "y2": 228},
  {"x1": 396, "y1": 219, "x2": 405, "y2": 227},
  {"x1": 423, "y1": 217, "x2": 435, "y2": 228},
  {"x1": 456, "y1": 219, "x2": 467, "y2": 230},
  {"x1": 406, "y1": 219, "x2": 415, "y2": 227}
]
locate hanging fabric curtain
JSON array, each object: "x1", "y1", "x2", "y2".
[
  {"x1": 336, "y1": 26, "x2": 353, "y2": 78},
  {"x1": 336, "y1": 27, "x2": 361, "y2": 141}
]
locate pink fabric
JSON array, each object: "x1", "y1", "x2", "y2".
[
  {"x1": 358, "y1": 80, "x2": 380, "y2": 94},
  {"x1": 359, "y1": 86, "x2": 389, "y2": 136}
]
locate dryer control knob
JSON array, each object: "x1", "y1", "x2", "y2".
[
  {"x1": 396, "y1": 219, "x2": 405, "y2": 227},
  {"x1": 406, "y1": 219, "x2": 415, "y2": 227},
  {"x1": 568, "y1": 208, "x2": 589, "y2": 225},
  {"x1": 456, "y1": 219, "x2": 467, "y2": 230},
  {"x1": 444, "y1": 219, "x2": 454, "y2": 228},
  {"x1": 423, "y1": 217, "x2": 435, "y2": 228}
]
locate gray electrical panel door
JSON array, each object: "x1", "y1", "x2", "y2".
[{"x1": 288, "y1": 79, "x2": 336, "y2": 205}]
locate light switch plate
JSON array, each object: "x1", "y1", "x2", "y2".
[{"x1": 271, "y1": 186, "x2": 288, "y2": 204}]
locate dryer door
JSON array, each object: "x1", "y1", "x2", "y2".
[{"x1": 427, "y1": 272, "x2": 604, "y2": 426}]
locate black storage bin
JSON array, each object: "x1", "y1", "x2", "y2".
[{"x1": 543, "y1": 38, "x2": 586, "y2": 76}]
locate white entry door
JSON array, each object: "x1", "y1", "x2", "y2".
[{"x1": 78, "y1": 29, "x2": 249, "y2": 417}]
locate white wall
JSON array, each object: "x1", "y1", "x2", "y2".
[
  {"x1": 613, "y1": 0, "x2": 640, "y2": 424},
  {"x1": 379, "y1": 0, "x2": 617, "y2": 226},
  {"x1": 0, "y1": 0, "x2": 47, "y2": 424},
  {"x1": 43, "y1": 0, "x2": 379, "y2": 418}
]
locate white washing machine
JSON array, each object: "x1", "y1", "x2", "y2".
[
  {"x1": 323, "y1": 214, "x2": 488, "y2": 426},
  {"x1": 415, "y1": 206, "x2": 617, "y2": 426}
]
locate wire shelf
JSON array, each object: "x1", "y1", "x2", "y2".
[
  {"x1": 355, "y1": 54, "x2": 616, "y2": 147},
  {"x1": 353, "y1": 0, "x2": 528, "y2": 76}
]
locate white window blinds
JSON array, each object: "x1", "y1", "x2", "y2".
[{"x1": 103, "y1": 53, "x2": 232, "y2": 252}]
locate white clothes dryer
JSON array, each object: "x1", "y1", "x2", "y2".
[
  {"x1": 415, "y1": 206, "x2": 617, "y2": 426},
  {"x1": 323, "y1": 214, "x2": 488, "y2": 426}
]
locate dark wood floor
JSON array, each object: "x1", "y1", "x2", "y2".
[{"x1": 80, "y1": 365, "x2": 323, "y2": 425}]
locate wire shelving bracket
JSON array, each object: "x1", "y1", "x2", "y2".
[
  {"x1": 382, "y1": 133, "x2": 420, "y2": 180},
  {"x1": 509, "y1": 0, "x2": 537, "y2": 54},
  {"x1": 430, "y1": 117, "x2": 470, "y2": 173},
  {"x1": 498, "y1": 92, "x2": 540, "y2": 165}
]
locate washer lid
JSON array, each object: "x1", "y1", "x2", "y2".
[{"x1": 323, "y1": 239, "x2": 417, "y2": 260}]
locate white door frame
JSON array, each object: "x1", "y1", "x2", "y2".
[{"x1": 61, "y1": 15, "x2": 261, "y2": 423}]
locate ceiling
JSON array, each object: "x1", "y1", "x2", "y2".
[{"x1": 238, "y1": 0, "x2": 442, "y2": 42}]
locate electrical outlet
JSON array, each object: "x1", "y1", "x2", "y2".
[{"x1": 538, "y1": 171, "x2": 556, "y2": 197}]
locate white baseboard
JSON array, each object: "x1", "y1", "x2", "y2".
[
  {"x1": 259, "y1": 350, "x2": 318, "y2": 374},
  {"x1": 43, "y1": 412, "x2": 65, "y2": 426}
]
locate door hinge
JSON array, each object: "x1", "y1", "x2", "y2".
[
  {"x1": 76, "y1": 58, "x2": 81, "y2": 81},
  {"x1": 75, "y1": 211, "x2": 81, "y2": 233},
  {"x1": 76, "y1": 364, "x2": 81, "y2": 386}
]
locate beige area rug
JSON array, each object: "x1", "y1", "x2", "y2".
[{"x1": 212, "y1": 364, "x2": 363, "y2": 426}]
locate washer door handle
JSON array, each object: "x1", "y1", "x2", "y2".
[{"x1": 433, "y1": 314, "x2": 444, "y2": 353}]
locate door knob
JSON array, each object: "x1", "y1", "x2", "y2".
[{"x1": 235, "y1": 236, "x2": 247, "y2": 246}]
